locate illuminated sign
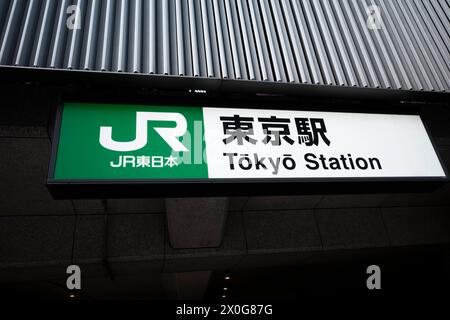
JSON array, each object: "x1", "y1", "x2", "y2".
[{"x1": 48, "y1": 103, "x2": 447, "y2": 197}]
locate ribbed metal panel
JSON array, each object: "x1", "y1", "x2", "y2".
[{"x1": 0, "y1": 0, "x2": 449, "y2": 92}]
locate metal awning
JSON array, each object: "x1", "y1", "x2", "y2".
[{"x1": 0, "y1": 0, "x2": 449, "y2": 93}]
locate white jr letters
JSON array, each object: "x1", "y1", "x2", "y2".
[{"x1": 99, "y1": 112, "x2": 188, "y2": 152}]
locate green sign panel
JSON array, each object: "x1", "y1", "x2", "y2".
[{"x1": 53, "y1": 103, "x2": 207, "y2": 180}]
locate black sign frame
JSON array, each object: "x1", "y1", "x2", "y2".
[{"x1": 47, "y1": 96, "x2": 449, "y2": 199}]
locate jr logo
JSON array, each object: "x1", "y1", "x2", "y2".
[{"x1": 99, "y1": 112, "x2": 188, "y2": 152}]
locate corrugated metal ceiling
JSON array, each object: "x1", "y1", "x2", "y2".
[{"x1": 0, "y1": 0, "x2": 449, "y2": 93}]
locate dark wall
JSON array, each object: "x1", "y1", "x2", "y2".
[{"x1": 0, "y1": 82, "x2": 449, "y2": 300}]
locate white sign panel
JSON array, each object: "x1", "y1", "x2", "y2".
[{"x1": 203, "y1": 107, "x2": 446, "y2": 179}]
